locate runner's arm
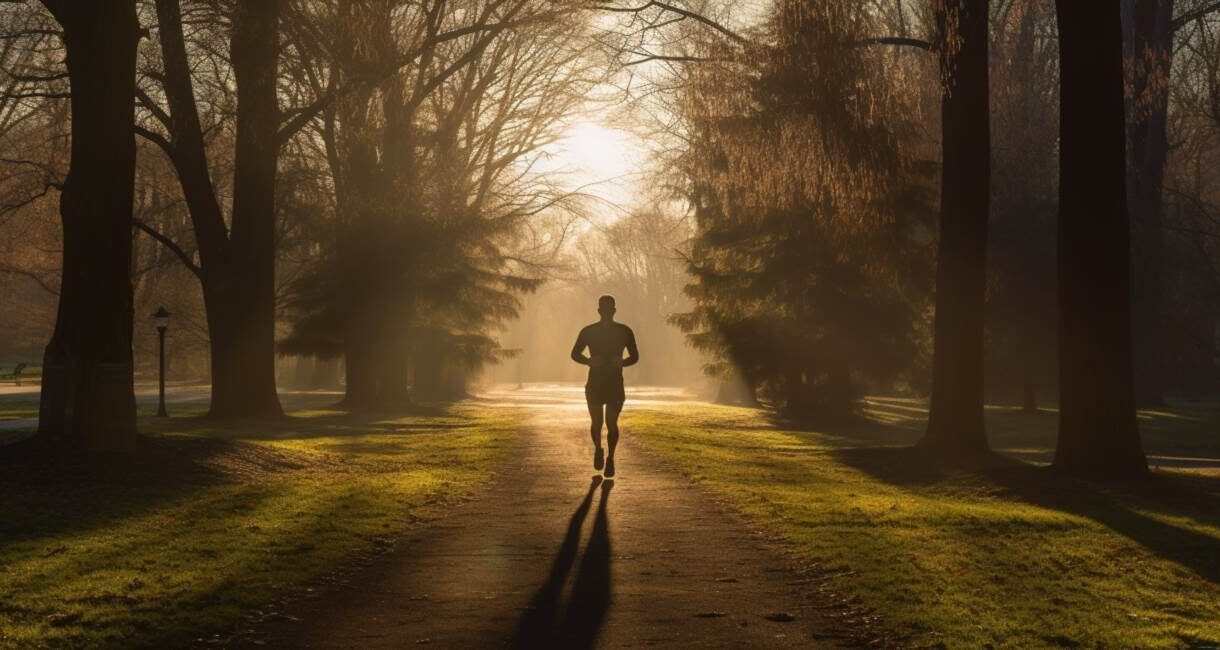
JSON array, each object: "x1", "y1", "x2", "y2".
[
  {"x1": 622, "y1": 327, "x2": 640, "y2": 368},
  {"x1": 571, "y1": 330, "x2": 591, "y2": 365}
]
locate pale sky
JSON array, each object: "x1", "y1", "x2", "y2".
[
  {"x1": 536, "y1": 118, "x2": 648, "y2": 217},
  {"x1": 535, "y1": 1, "x2": 772, "y2": 220}
]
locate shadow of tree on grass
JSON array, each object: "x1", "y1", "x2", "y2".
[
  {"x1": 0, "y1": 399, "x2": 475, "y2": 547},
  {"x1": 834, "y1": 446, "x2": 1220, "y2": 584},
  {"x1": 135, "y1": 406, "x2": 468, "y2": 442},
  {"x1": 0, "y1": 434, "x2": 312, "y2": 545}
]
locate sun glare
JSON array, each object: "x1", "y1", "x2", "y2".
[{"x1": 542, "y1": 120, "x2": 643, "y2": 212}]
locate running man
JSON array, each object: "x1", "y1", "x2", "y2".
[{"x1": 570, "y1": 295, "x2": 639, "y2": 478}]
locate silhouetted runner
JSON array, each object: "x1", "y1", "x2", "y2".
[{"x1": 570, "y1": 295, "x2": 639, "y2": 478}]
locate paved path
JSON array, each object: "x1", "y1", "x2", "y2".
[{"x1": 238, "y1": 386, "x2": 840, "y2": 648}]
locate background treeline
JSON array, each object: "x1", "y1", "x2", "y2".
[
  {"x1": 2, "y1": 0, "x2": 1219, "y2": 479},
  {"x1": 0, "y1": 0, "x2": 611, "y2": 436},
  {"x1": 620, "y1": 0, "x2": 1220, "y2": 434}
]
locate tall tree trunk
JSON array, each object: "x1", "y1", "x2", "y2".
[
  {"x1": 1020, "y1": 346, "x2": 1038, "y2": 413},
  {"x1": 152, "y1": 0, "x2": 283, "y2": 419},
  {"x1": 372, "y1": 313, "x2": 411, "y2": 407},
  {"x1": 1127, "y1": 0, "x2": 1174, "y2": 407},
  {"x1": 415, "y1": 329, "x2": 445, "y2": 402},
  {"x1": 1053, "y1": 0, "x2": 1148, "y2": 479},
  {"x1": 921, "y1": 0, "x2": 992, "y2": 455},
  {"x1": 289, "y1": 356, "x2": 312, "y2": 390},
  {"x1": 210, "y1": 0, "x2": 284, "y2": 418},
  {"x1": 36, "y1": 1, "x2": 140, "y2": 452},
  {"x1": 311, "y1": 356, "x2": 342, "y2": 390},
  {"x1": 1021, "y1": 370, "x2": 1037, "y2": 413},
  {"x1": 342, "y1": 327, "x2": 375, "y2": 408},
  {"x1": 340, "y1": 302, "x2": 410, "y2": 410},
  {"x1": 1011, "y1": 0, "x2": 1044, "y2": 416}
]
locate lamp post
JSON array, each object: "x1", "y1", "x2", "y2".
[{"x1": 153, "y1": 306, "x2": 171, "y2": 417}]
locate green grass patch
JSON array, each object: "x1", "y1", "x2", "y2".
[
  {"x1": 628, "y1": 399, "x2": 1220, "y2": 648},
  {"x1": 0, "y1": 401, "x2": 520, "y2": 649},
  {"x1": 0, "y1": 396, "x2": 38, "y2": 422}
]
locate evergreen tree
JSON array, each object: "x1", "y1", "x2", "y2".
[{"x1": 673, "y1": 1, "x2": 934, "y2": 421}]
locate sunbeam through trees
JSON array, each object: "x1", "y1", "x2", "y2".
[{"x1": 0, "y1": 0, "x2": 1218, "y2": 646}]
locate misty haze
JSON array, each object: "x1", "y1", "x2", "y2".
[{"x1": 0, "y1": 0, "x2": 1217, "y2": 647}]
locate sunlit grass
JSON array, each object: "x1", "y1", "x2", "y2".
[
  {"x1": 628, "y1": 400, "x2": 1220, "y2": 648},
  {"x1": 0, "y1": 404, "x2": 519, "y2": 649}
]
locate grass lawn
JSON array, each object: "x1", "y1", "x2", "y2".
[
  {"x1": 0, "y1": 398, "x2": 520, "y2": 649},
  {"x1": 0, "y1": 395, "x2": 37, "y2": 423},
  {"x1": 628, "y1": 398, "x2": 1220, "y2": 648}
]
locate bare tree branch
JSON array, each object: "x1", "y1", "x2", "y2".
[
  {"x1": 1172, "y1": 0, "x2": 1220, "y2": 33},
  {"x1": 0, "y1": 181, "x2": 57, "y2": 217},
  {"x1": 0, "y1": 263, "x2": 59, "y2": 296},
  {"x1": 625, "y1": 53, "x2": 722, "y2": 66},
  {"x1": 5, "y1": 70, "x2": 68, "y2": 82},
  {"x1": 134, "y1": 124, "x2": 175, "y2": 159},
  {"x1": 135, "y1": 87, "x2": 173, "y2": 132},
  {"x1": 0, "y1": 90, "x2": 68, "y2": 99},
  {"x1": 592, "y1": 1, "x2": 747, "y2": 44},
  {"x1": 132, "y1": 218, "x2": 202, "y2": 278},
  {"x1": 859, "y1": 36, "x2": 935, "y2": 51}
]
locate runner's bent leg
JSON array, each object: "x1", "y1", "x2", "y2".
[
  {"x1": 587, "y1": 400, "x2": 604, "y2": 449},
  {"x1": 605, "y1": 401, "x2": 622, "y2": 458}
]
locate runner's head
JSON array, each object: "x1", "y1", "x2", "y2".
[{"x1": 598, "y1": 294, "x2": 616, "y2": 320}]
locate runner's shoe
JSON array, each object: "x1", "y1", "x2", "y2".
[
  {"x1": 594, "y1": 446, "x2": 605, "y2": 471},
  {"x1": 605, "y1": 455, "x2": 616, "y2": 478}
]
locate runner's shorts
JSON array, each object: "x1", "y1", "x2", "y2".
[{"x1": 585, "y1": 375, "x2": 625, "y2": 406}]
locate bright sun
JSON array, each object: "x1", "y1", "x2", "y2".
[{"x1": 540, "y1": 120, "x2": 643, "y2": 213}]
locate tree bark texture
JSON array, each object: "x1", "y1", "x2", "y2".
[
  {"x1": 212, "y1": 0, "x2": 284, "y2": 418},
  {"x1": 36, "y1": 1, "x2": 141, "y2": 452},
  {"x1": 1053, "y1": 0, "x2": 1148, "y2": 478},
  {"x1": 921, "y1": 0, "x2": 992, "y2": 455}
]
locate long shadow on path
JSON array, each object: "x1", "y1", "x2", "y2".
[{"x1": 512, "y1": 476, "x2": 613, "y2": 649}]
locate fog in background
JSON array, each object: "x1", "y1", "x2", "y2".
[{"x1": 485, "y1": 208, "x2": 709, "y2": 391}]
